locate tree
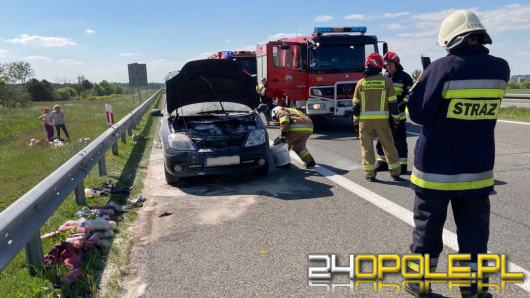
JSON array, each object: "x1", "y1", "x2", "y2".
[
  {"x1": 81, "y1": 79, "x2": 93, "y2": 91},
  {"x1": 93, "y1": 83, "x2": 106, "y2": 96},
  {"x1": 99, "y1": 80, "x2": 113, "y2": 95},
  {"x1": 411, "y1": 69, "x2": 422, "y2": 82},
  {"x1": 26, "y1": 79, "x2": 54, "y2": 101},
  {"x1": 7, "y1": 61, "x2": 34, "y2": 89}
]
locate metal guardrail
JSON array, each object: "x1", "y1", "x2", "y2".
[
  {"x1": 504, "y1": 93, "x2": 530, "y2": 99},
  {"x1": 0, "y1": 89, "x2": 162, "y2": 274}
]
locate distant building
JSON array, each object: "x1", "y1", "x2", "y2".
[{"x1": 511, "y1": 75, "x2": 530, "y2": 83}]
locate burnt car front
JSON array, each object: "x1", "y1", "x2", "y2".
[{"x1": 153, "y1": 59, "x2": 269, "y2": 184}]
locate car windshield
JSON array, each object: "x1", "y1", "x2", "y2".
[
  {"x1": 233, "y1": 57, "x2": 257, "y2": 75},
  {"x1": 178, "y1": 102, "x2": 252, "y2": 116},
  {"x1": 309, "y1": 44, "x2": 369, "y2": 73}
]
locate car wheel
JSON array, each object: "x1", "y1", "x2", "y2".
[
  {"x1": 165, "y1": 167, "x2": 180, "y2": 185},
  {"x1": 256, "y1": 162, "x2": 269, "y2": 176}
]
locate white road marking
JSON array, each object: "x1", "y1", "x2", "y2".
[{"x1": 287, "y1": 150, "x2": 530, "y2": 293}]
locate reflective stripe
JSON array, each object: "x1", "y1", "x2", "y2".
[
  {"x1": 299, "y1": 149, "x2": 311, "y2": 160},
  {"x1": 279, "y1": 116, "x2": 290, "y2": 124},
  {"x1": 353, "y1": 96, "x2": 360, "y2": 104},
  {"x1": 380, "y1": 90, "x2": 386, "y2": 111},
  {"x1": 413, "y1": 168, "x2": 493, "y2": 183},
  {"x1": 442, "y1": 79, "x2": 507, "y2": 99},
  {"x1": 391, "y1": 113, "x2": 400, "y2": 119},
  {"x1": 411, "y1": 168, "x2": 494, "y2": 191},
  {"x1": 388, "y1": 95, "x2": 397, "y2": 102},
  {"x1": 361, "y1": 91, "x2": 366, "y2": 112},
  {"x1": 399, "y1": 113, "x2": 407, "y2": 120},
  {"x1": 363, "y1": 164, "x2": 375, "y2": 171},
  {"x1": 388, "y1": 162, "x2": 400, "y2": 170},
  {"x1": 288, "y1": 127, "x2": 313, "y2": 133},
  {"x1": 393, "y1": 82, "x2": 405, "y2": 88},
  {"x1": 359, "y1": 111, "x2": 389, "y2": 120},
  {"x1": 400, "y1": 158, "x2": 407, "y2": 165},
  {"x1": 394, "y1": 86, "x2": 404, "y2": 96},
  {"x1": 290, "y1": 108, "x2": 305, "y2": 116}
]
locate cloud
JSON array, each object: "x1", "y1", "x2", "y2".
[
  {"x1": 314, "y1": 15, "x2": 334, "y2": 23},
  {"x1": 225, "y1": 39, "x2": 232, "y2": 43},
  {"x1": 384, "y1": 12, "x2": 410, "y2": 18},
  {"x1": 0, "y1": 49, "x2": 8, "y2": 58},
  {"x1": 5, "y1": 34, "x2": 76, "y2": 47},
  {"x1": 344, "y1": 14, "x2": 365, "y2": 20},
  {"x1": 25, "y1": 55, "x2": 52, "y2": 63},
  {"x1": 85, "y1": 29, "x2": 95, "y2": 35},
  {"x1": 267, "y1": 32, "x2": 299, "y2": 41},
  {"x1": 386, "y1": 23, "x2": 406, "y2": 31},
  {"x1": 119, "y1": 52, "x2": 140, "y2": 57},
  {"x1": 56, "y1": 59, "x2": 83, "y2": 66},
  {"x1": 479, "y1": 4, "x2": 530, "y2": 32}
]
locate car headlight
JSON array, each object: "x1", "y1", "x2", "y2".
[
  {"x1": 244, "y1": 129, "x2": 266, "y2": 147},
  {"x1": 312, "y1": 89, "x2": 323, "y2": 97},
  {"x1": 168, "y1": 133, "x2": 197, "y2": 151}
]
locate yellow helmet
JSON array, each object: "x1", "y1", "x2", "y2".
[{"x1": 438, "y1": 9, "x2": 492, "y2": 49}]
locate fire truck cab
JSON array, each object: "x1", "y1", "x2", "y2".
[
  {"x1": 256, "y1": 27, "x2": 387, "y2": 117},
  {"x1": 209, "y1": 51, "x2": 257, "y2": 76}
]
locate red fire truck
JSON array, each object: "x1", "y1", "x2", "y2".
[
  {"x1": 208, "y1": 51, "x2": 257, "y2": 76},
  {"x1": 256, "y1": 27, "x2": 387, "y2": 117}
]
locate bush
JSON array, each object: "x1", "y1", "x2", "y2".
[
  {"x1": 26, "y1": 79, "x2": 54, "y2": 101},
  {"x1": 0, "y1": 81, "x2": 29, "y2": 108},
  {"x1": 54, "y1": 87, "x2": 78, "y2": 101}
]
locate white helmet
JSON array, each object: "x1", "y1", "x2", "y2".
[
  {"x1": 271, "y1": 106, "x2": 283, "y2": 120},
  {"x1": 438, "y1": 9, "x2": 491, "y2": 49}
]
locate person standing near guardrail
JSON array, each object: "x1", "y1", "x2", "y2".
[
  {"x1": 38, "y1": 107, "x2": 54, "y2": 141},
  {"x1": 406, "y1": 10, "x2": 510, "y2": 298},
  {"x1": 50, "y1": 104, "x2": 70, "y2": 141}
]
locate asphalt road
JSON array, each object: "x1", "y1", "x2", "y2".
[{"x1": 123, "y1": 110, "x2": 530, "y2": 297}]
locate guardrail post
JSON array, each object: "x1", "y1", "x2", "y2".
[
  {"x1": 98, "y1": 157, "x2": 107, "y2": 176},
  {"x1": 112, "y1": 142, "x2": 118, "y2": 155},
  {"x1": 127, "y1": 126, "x2": 133, "y2": 136},
  {"x1": 121, "y1": 131, "x2": 127, "y2": 144},
  {"x1": 74, "y1": 180, "x2": 86, "y2": 205},
  {"x1": 25, "y1": 231, "x2": 44, "y2": 275}
]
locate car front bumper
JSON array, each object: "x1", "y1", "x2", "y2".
[{"x1": 164, "y1": 144, "x2": 269, "y2": 178}]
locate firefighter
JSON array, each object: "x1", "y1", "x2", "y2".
[
  {"x1": 352, "y1": 53, "x2": 401, "y2": 181},
  {"x1": 406, "y1": 10, "x2": 510, "y2": 298},
  {"x1": 256, "y1": 78, "x2": 273, "y2": 125},
  {"x1": 271, "y1": 106, "x2": 316, "y2": 169},
  {"x1": 375, "y1": 51, "x2": 413, "y2": 173}
]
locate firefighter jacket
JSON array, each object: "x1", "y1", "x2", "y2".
[
  {"x1": 388, "y1": 68, "x2": 413, "y2": 120},
  {"x1": 277, "y1": 107, "x2": 314, "y2": 134},
  {"x1": 352, "y1": 73, "x2": 399, "y2": 123},
  {"x1": 408, "y1": 44, "x2": 510, "y2": 198}
]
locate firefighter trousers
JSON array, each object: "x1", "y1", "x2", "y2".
[
  {"x1": 359, "y1": 120, "x2": 400, "y2": 178},
  {"x1": 287, "y1": 132, "x2": 314, "y2": 165},
  {"x1": 376, "y1": 121, "x2": 408, "y2": 170},
  {"x1": 410, "y1": 192, "x2": 490, "y2": 295}
]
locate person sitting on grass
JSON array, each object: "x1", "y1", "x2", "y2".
[
  {"x1": 50, "y1": 104, "x2": 70, "y2": 141},
  {"x1": 38, "y1": 107, "x2": 55, "y2": 141}
]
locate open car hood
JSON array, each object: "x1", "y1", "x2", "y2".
[{"x1": 166, "y1": 59, "x2": 258, "y2": 113}]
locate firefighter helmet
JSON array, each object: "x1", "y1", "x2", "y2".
[
  {"x1": 365, "y1": 52, "x2": 384, "y2": 70},
  {"x1": 438, "y1": 9, "x2": 492, "y2": 49},
  {"x1": 271, "y1": 106, "x2": 282, "y2": 120},
  {"x1": 384, "y1": 51, "x2": 400, "y2": 64}
]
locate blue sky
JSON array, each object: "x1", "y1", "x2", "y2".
[{"x1": 0, "y1": 0, "x2": 529, "y2": 82}]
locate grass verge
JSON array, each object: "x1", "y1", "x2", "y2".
[
  {"x1": 499, "y1": 106, "x2": 530, "y2": 122},
  {"x1": 506, "y1": 89, "x2": 530, "y2": 94},
  {"x1": 0, "y1": 92, "x2": 161, "y2": 297}
]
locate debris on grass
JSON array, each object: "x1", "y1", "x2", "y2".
[{"x1": 158, "y1": 211, "x2": 173, "y2": 217}]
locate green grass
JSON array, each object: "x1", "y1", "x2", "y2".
[
  {"x1": 0, "y1": 91, "x2": 161, "y2": 297},
  {"x1": 499, "y1": 106, "x2": 530, "y2": 122},
  {"x1": 506, "y1": 89, "x2": 530, "y2": 94}
]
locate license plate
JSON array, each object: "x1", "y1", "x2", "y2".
[{"x1": 205, "y1": 156, "x2": 240, "y2": 167}]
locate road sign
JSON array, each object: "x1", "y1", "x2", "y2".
[
  {"x1": 105, "y1": 103, "x2": 114, "y2": 126},
  {"x1": 128, "y1": 63, "x2": 148, "y2": 87}
]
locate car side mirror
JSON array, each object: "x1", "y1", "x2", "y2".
[
  {"x1": 257, "y1": 104, "x2": 268, "y2": 113},
  {"x1": 151, "y1": 109, "x2": 163, "y2": 117}
]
